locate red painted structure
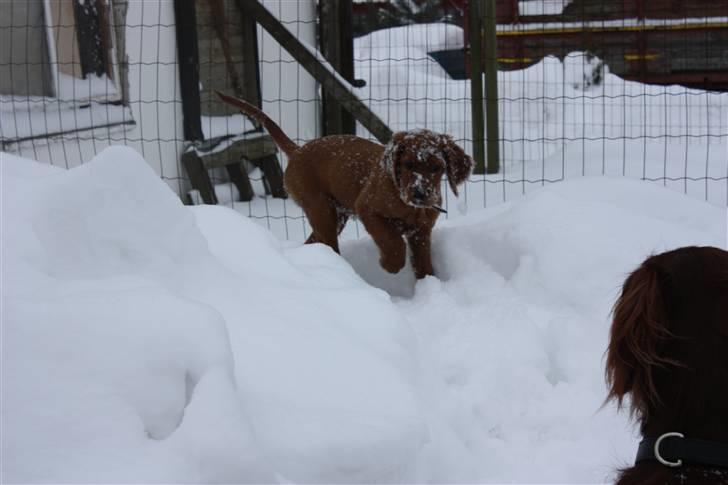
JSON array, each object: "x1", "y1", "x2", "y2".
[{"x1": 459, "y1": 0, "x2": 728, "y2": 91}]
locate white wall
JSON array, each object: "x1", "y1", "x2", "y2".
[
  {"x1": 258, "y1": 0, "x2": 320, "y2": 161},
  {"x1": 5, "y1": 0, "x2": 318, "y2": 199}
]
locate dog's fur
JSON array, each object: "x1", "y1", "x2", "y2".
[
  {"x1": 606, "y1": 246, "x2": 728, "y2": 484},
  {"x1": 217, "y1": 92, "x2": 472, "y2": 278}
]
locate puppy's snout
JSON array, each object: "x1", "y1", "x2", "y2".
[{"x1": 412, "y1": 187, "x2": 426, "y2": 202}]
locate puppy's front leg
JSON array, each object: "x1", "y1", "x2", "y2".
[
  {"x1": 406, "y1": 227, "x2": 434, "y2": 279},
  {"x1": 358, "y1": 211, "x2": 406, "y2": 274}
]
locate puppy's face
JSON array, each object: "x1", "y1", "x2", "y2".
[
  {"x1": 396, "y1": 135, "x2": 446, "y2": 208},
  {"x1": 383, "y1": 130, "x2": 473, "y2": 208}
]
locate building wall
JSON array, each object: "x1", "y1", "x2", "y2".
[
  {"x1": 0, "y1": 0, "x2": 54, "y2": 97},
  {"x1": 258, "y1": 0, "x2": 320, "y2": 147}
]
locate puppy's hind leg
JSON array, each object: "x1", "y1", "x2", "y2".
[{"x1": 301, "y1": 195, "x2": 341, "y2": 253}]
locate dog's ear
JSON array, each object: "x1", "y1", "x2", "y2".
[
  {"x1": 441, "y1": 135, "x2": 473, "y2": 196},
  {"x1": 606, "y1": 258, "x2": 676, "y2": 418},
  {"x1": 382, "y1": 132, "x2": 408, "y2": 187}
]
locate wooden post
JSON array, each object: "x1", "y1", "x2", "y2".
[
  {"x1": 240, "y1": 0, "x2": 392, "y2": 144},
  {"x1": 483, "y1": 0, "x2": 500, "y2": 173},
  {"x1": 468, "y1": 0, "x2": 486, "y2": 174},
  {"x1": 225, "y1": 162, "x2": 255, "y2": 202},
  {"x1": 319, "y1": 0, "x2": 356, "y2": 135},
  {"x1": 174, "y1": 0, "x2": 204, "y2": 141}
]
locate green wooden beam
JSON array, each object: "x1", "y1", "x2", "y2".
[
  {"x1": 468, "y1": 0, "x2": 486, "y2": 174},
  {"x1": 483, "y1": 0, "x2": 501, "y2": 174}
]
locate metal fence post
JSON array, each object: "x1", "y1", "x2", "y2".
[
  {"x1": 468, "y1": 0, "x2": 486, "y2": 174},
  {"x1": 483, "y1": 0, "x2": 500, "y2": 174}
]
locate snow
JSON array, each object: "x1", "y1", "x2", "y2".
[
  {"x1": 519, "y1": 0, "x2": 572, "y2": 16},
  {"x1": 2, "y1": 16, "x2": 728, "y2": 484},
  {"x1": 191, "y1": 130, "x2": 269, "y2": 158},
  {"x1": 2, "y1": 148, "x2": 424, "y2": 483},
  {"x1": 3, "y1": 147, "x2": 726, "y2": 483},
  {"x1": 356, "y1": 22, "x2": 465, "y2": 52}
]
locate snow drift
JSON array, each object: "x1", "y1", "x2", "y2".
[
  {"x1": 2, "y1": 148, "x2": 425, "y2": 483},
  {"x1": 2, "y1": 146, "x2": 725, "y2": 483}
]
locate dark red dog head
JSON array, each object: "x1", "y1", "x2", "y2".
[
  {"x1": 382, "y1": 129, "x2": 473, "y2": 208},
  {"x1": 606, "y1": 246, "x2": 728, "y2": 431}
]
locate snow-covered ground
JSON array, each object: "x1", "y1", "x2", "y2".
[
  {"x1": 224, "y1": 23, "x2": 727, "y2": 241},
  {"x1": 3, "y1": 146, "x2": 725, "y2": 483}
]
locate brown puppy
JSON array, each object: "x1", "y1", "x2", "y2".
[
  {"x1": 216, "y1": 92, "x2": 472, "y2": 279},
  {"x1": 606, "y1": 246, "x2": 728, "y2": 484}
]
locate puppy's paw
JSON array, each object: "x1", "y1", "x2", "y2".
[
  {"x1": 380, "y1": 251, "x2": 406, "y2": 274},
  {"x1": 413, "y1": 264, "x2": 434, "y2": 280}
]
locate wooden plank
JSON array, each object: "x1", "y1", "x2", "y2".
[
  {"x1": 225, "y1": 162, "x2": 255, "y2": 201},
  {"x1": 197, "y1": 136, "x2": 286, "y2": 199},
  {"x1": 561, "y1": 0, "x2": 728, "y2": 21},
  {"x1": 182, "y1": 151, "x2": 218, "y2": 204},
  {"x1": 1, "y1": 119, "x2": 135, "y2": 147},
  {"x1": 240, "y1": 0, "x2": 393, "y2": 144},
  {"x1": 174, "y1": 0, "x2": 204, "y2": 141},
  {"x1": 198, "y1": 136, "x2": 278, "y2": 169},
  {"x1": 255, "y1": 155, "x2": 287, "y2": 199}
]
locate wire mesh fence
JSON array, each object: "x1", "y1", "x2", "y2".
[
  {"x1": 1, "y1": 0, "x2": 726, "y2": 243},
  {"x1": 1, "y1": 1, "x2": 183, "y2": 190}
]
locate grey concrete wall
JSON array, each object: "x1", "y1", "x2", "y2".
[{"x1": 0, "y1": 1, "x2": 54, "y2": 97}]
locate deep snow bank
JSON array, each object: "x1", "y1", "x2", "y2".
[
  {"x1": 1, "y1": 148, "x2": 425, "y2": 483},
  {"x1": 341, "y1": 176, "x2": 725, "y2": 482},
  {"x1": 2, "y1": 147, "x2": 725, "y2": 483}
]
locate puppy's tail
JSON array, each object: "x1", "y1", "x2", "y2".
[{"x1": 216, "y1": 91, "x2": 298, "y2": 158}]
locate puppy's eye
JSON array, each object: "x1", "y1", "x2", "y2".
[
  {"x1": 404, "y1": 160, "x2": 414, "y2": 170},
  {"x1": 432, "y1": 166, "x2": 441, "y2": 174}
]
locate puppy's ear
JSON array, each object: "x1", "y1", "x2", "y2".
[
  {"x1": 382, "y1": 132, "x2": 407, "y2": 187},
  {"x1": 606, "y1": 258, "x2": 676, "y2": 418},
  {"x1": 441, "y1": 135, "x2": 473, "y2": 196}
]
